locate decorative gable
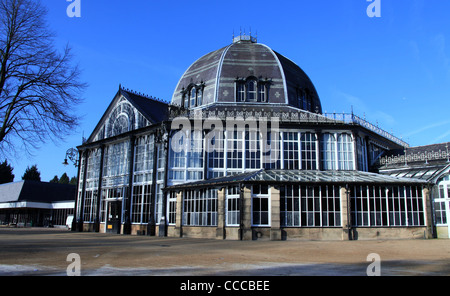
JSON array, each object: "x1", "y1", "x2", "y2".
[{"x1": 86, "y1": 86, "x2": 170, "y2": 144}]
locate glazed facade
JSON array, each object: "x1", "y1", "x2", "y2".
[{"x1": 74, "y1": 36, "x2": 434, "y2": 240}]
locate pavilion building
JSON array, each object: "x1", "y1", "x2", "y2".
[{"x1": 74, "y1": 35, "x2": 434, "y2": 240}]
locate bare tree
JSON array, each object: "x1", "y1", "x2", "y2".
[{"x1": 0, "y1": 0, "x2": 86, "y2": 157}]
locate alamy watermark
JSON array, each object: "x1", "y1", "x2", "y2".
[
  {"x1": 366, "y1": 253, "x2": 381, "y2": 276},
  {"x1": 66, "y1": 253, "x2": 81, "y2": 276},
  {"x1": 66, "y1": 0, "x2": 81, "y2": 18},
  {"x1": 366, "y1": 0, "x2": 381, "y2": 18}
]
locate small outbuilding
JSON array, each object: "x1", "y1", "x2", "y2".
[{"x1": 0, "y1": 180, "x2": 75, "y2": 228}]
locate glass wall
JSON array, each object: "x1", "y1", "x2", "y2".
[
  {"x1": 132, "y1": 135, "x2": 155, "y2": 224},
  {"x1": 99, "y1": 140, "x2": 131, "y2": 223},
  {"x1": 183, "y1": 188, "x2": 218, "y2": 226},
  {"x1": 168, "y1": 128, "x2": 363, "y2": 184},
  {"x1": 351, "y1": 185, "x2": 425, "y2": 227},
  {"x1": 280, "y1": 185, "x2": 341, "y2": 227}
]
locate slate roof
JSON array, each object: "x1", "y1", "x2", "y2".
[
  {"x1": 84, "y1": 86, "x2": 171, "y2": 144},
  {"x1": 120, "y1": 88, "x2": 170, "y2": 124},
  {"x1": 171, "y1": 39, "x2": 322, "y2": 113},
  {"x1": 0, "y1": 180, "x2": 76, "y2": 204}
]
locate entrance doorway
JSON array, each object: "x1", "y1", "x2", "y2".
[{"x1": 106, "y1": 200, "x2": 122, "y2": 234}]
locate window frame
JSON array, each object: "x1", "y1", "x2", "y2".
[{"x1": 251, "y1": 185, "x2": 270, "y2": 227}]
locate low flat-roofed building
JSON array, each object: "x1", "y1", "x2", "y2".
[{"x1": 0, "y1": 180, "x2": 75, "y2": 228}]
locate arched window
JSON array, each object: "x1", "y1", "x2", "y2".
[
  {"x1": 321, "y1": 133, "x2": 336, "y2": 170},
  {"x1": 106, "y1": 100, "x2": 136, "y2": 137},
  {"x1": 337, "y1": 134, "x2": 354, "y2": 170},
  {"x1": 258, "y1": 84, "x2": 266, "y2": 102},
  {"x1": 236, "y1": 81, "x2": 245, "y2": 101},
  {"x1": 297, "y1": 89, "x2": 306, "y2": 109},
  {"x1": 183, "y1": 92, "x2": 189, "y2": 108},
  {"x1": 197, "y1": 88, "x2": 203, "y2": 106},
  {"x1": 182, "y1": 84, "x2": 204, "y2": 108},
  {"x1": 190, "y1": 87, "x2": 197, "y2": 108},
  {"x1": 301, "y1": 132, "x2": 317, "y2": 170},
  {"x1": 246, "y1": 79, "x2": 257, "y2": 101},
  {"x1": 236, "y1": 77, "x2": 270, "y2": 103},
  {"x1": 305, "y1": 89, "x2": 312, "y2": 111},
  {"x1": 112, "y1": 115, "x2": 129, "y2": 136},
  {"x1": 356, "y1": 137, "x2": 368, "y2": 171}
]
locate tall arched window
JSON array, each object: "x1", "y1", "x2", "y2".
[
  {"x1": 258, "y1": 84, "x2": 266, "y2": 102},
  {"x1": 197, "y1": 88, "x2": 203, "y2": 106},
  {"x1": 183, "y1": 91, "x2": 189, "y2": 108},
  {"x1": 236, "y1": 81, "x2": 245, "y2": 101},
  {"x1": 182, "y1": 84, "x2": 204, "y2": 108},
  {"x1": 321, "y1": 133, "x2": 336, "y2": 170},
  {"x1": 297, "y1": 89, "x2": 306, "y2": 110},
  {"x1": 305, "y1": 89, "x2": 312, "y2": 111},
  {"x1": 190, "y1": 87, "x2": 197, "y2": 108},
  {"x1": 337, "y1": 134, "x2": 354, "y2": 170},
  {"x1": 356, "y1": 137, "x2": 368, "y2": 171},
  {"x1": 111, "y1": 115, "x2": 129, "y2": 136},
  {"x1": 236, "y1": 77, "x2": 270, "y2": 102},
  {"x1": 301, "y1": 132, "x2": 317, "y2": 170},
  {"x1": 246, "y1": 79, "x2": 257, "y2": 101}
]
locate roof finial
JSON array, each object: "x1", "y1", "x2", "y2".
[{"x1": 233, "y1": 27, "x2": 257, "y2": 44}]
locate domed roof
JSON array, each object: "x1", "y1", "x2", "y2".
[{"x1": 171, "y1": 36, "x2": 322, "y2": 113}]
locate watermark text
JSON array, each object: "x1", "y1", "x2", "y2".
[
  {"x1": 366, "y1": 253, "x2": 381, "y2": 276},
  {"x1": 366, "y1": 0, "x2": 381, "y2": 18},
  {"x1": 66, "y1": 0, "x2": 81, "y2": 18},
  {"x1": 66, "y1": 253, "x2": 81, "y2": 276}
]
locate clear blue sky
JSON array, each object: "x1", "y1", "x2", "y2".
[{"x1": 8, "y1": 0, "x2": 450, "y2": 182}]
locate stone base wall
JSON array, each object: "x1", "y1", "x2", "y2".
[{"x1": 84, "y1": 222, "x2": 431, "y2": 241}]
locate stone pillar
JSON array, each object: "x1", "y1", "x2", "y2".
[
  {"x1": 77, "y1": 150, "x2": 89, "y2": 232},
  {"x1": 123, "y1": 136, "x2": 136, "y2": 235},
  {"x1": 216, "y1": 188, "x2": 226, "y2": 239},
  {"x1": 174, "y1": 191, "x2": 183, "y2": 237},
  {"x1": 72, "y1": 149, "x2": 83, "y2": 232},
  {"x1": 422, "y1": 187, "x2": 433, "y2": 239},
  {"x1": 94, "y1": 145, "x2": 105, "y2": 233},
  {"x1": 340, "y1": 186, "x2": 351, "y2": 240},
  {"x1": 241, "y1": 186, "x2": 253, "y2": 240},
  {"x1": 270, "y1": 186, "x2": 282, "y2": 241}
]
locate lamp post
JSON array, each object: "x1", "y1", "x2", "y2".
[
  {"x1": 63, "y1": 148, "x2": 79, "y2": 167},
  {"x1": 63, "y1": 147, "x2": 79, "y2": 232}
]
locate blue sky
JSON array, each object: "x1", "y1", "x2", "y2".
[{"x1": 7, "y1": 0, "x2": 450, "y2": 182}]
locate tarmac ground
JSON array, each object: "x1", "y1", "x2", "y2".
[{"x1": 0, "y1": 227, "x2": 449, "y2": 276}]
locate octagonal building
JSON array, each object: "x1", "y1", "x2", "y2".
[{"x1": 73, "y1": 34, "x2": 434, "y2": 241}]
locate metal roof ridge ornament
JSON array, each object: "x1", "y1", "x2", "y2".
[{"x1": 233, "y1": 27, "x2": 257, "y2": 44}]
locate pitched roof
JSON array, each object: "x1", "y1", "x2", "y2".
[
  {"x1": 120, "y1": 88, "x2": 170, "y2": 124},
  {"x1": 85, "y1": 86, "x2": 170, "y2": 144}
]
